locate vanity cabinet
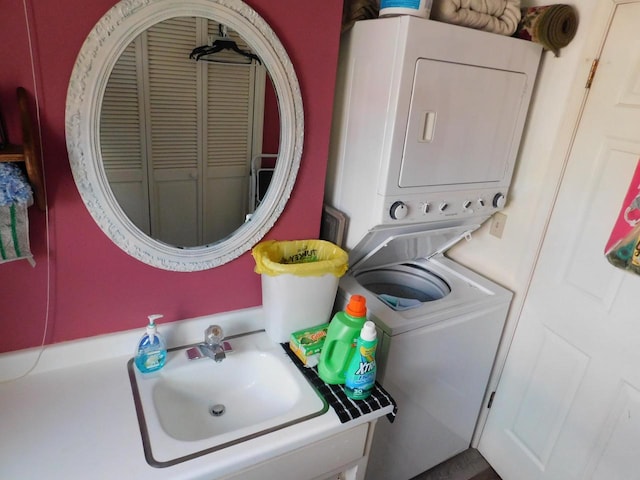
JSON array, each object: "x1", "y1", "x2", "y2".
[
  {"x1": 0, "y1": 304, "x2": 395, "y2": 480},
  {"x1": 221, "y1": 422, "x2": 374, "y2": 480}
]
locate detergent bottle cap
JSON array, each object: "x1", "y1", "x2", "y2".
[
  {"x1": 346, "y1": 295, "x2": 367, "y2": 317},
  {"x1": 360, "y1": 321, "x2": 377, "y2": 341}
]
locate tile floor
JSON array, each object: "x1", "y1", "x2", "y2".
[{"x1": 410, "y1": 449, "x2": 502, "y2": 480}]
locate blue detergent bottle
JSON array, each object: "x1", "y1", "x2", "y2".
[
  {"x1": 134, "y1": 314, "x2": 167, "y2": 373},
  {"x1": 344, "y1": 321, "x2": 377, "y2": 400}
]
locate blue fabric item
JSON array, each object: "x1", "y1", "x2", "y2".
[
  {"x1": 378, "y1": 293, "x2": 422, "y2": 311},
  {"x1": 0, "y1": 163, "x2": 33, "y2": 206}
]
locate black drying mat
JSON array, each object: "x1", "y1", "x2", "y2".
[{"x1": 281, "y1": 343, "x2": 397, "y2": 424}]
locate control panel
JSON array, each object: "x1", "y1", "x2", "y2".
[{"x1": 381, "y1": 190, "x2": 507, "y2": 225}]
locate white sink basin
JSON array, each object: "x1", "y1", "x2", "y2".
[{"x1": 128, "y1": 330, "x2": 328, "y2": 467}]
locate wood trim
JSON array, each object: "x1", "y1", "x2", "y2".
[{"x1": 0, "y1": 87, "x2": 46, "y2": 211}]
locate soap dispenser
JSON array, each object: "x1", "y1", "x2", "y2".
[{"x1": 134, "y1": 314, "x2": 167, "y2": 373}]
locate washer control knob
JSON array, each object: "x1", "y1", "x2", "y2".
[
  {"x1": 493, "y1": 193, "x2": 506, "y2": 209},
  {"x1": 421, "y1": 202, "x2": 431, "y2": 214},
  {"x1": 463, "y1": 201, "x2": 472, "y2": 210},
  {"x1": 439, "y1": 201, "x2": 448, "y2": 213},
  {"x1": 390, "y1": 201, "x2": 408, "y2": 220},
  {"x1": 478, "y1": 198, "x2": 485, "y2": 207}
]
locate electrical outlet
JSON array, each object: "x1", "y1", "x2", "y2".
[{"x1": 490, "y1": 212, "x2": 507, "y2": 238}]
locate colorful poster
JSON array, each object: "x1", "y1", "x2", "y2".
[{"x1": 605, "y1": 160, "x2": 640, "y2": 271}]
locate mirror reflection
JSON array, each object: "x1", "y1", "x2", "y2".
[{"x1": 100, "y1": 17, "x2": 280, "y2": 247}]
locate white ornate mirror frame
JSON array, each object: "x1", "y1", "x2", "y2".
[{"x1": 65, "y1": 0, "x2": 303, "y2": 271}]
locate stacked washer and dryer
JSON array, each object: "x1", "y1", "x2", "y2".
[{"x1": 324, "y1": 16, "x2": 541, "y2": 480}]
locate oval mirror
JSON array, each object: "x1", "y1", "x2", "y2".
[{"x1": 66, "y1": 0, "x2": 303, "y2": 271}]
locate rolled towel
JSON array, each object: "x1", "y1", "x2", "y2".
[
  {"x1": 342, "y1": 0, "x2": 380, "y2": 33},
  {"x1": 431, "y1": 0, "x2": 522, "y2": 36},
  {"x1": 515, "y1": 4, "x2": 578, "y2": 56}
]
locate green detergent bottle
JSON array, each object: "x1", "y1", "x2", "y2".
[{"x1": 317, "y1": 294, "x2": 367, "y2": 385}]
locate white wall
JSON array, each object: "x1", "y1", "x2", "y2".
[
  {"x1": 451, "y1": 0, "x2": 598, "y2": 288},
  {"x1": 444, "y1": 0, "x2": 602, "y2": 439}
]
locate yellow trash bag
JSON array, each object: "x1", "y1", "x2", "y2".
[
  {"x1": 252, "y1": 240, "x2": 349, "y2": 342},
  {"x1": 252, "y1": 239, "x2": 348, "y2": 277}
]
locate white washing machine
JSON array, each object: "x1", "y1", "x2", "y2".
[
  {"x1": 323, "y1": 15, "x2": 541, "y2": 480},
  {"x1": 333, "y1": 223, "x2": 512, "y2": 479}
]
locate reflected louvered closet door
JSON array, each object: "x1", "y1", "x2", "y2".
[
  {"x1": 203, "y1": 24, "x2": 263, "y2": 243},
  {"x1": 102, "y1": 17, "x2": 266, "y2": 248},
  {"x1": 101, "y1": 40, "x2": 151, "y2": 234},
  {"x1": 147, "y1": 17, "x2": 200, "y2": 247}
]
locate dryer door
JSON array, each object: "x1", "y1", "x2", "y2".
[{"x1": 400, "y1": 59, "x2": 527, "y2": 188}]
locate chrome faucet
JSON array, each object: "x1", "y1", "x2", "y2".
[
  {"x1": 186, "y1": 325, "x2": 231, "y2": 363},
  {"x1": 202, "y1": 325, "x2": 226, "y2": 362}
]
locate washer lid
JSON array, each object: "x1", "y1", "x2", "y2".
[{"x1": 348, "y1": 220, "x2": 484, "y2": 273}]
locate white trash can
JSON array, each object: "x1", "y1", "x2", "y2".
[{"x1": 252, "y1": 240, "x2": 349, "y2": 343}]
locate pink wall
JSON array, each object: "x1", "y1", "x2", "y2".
[
  {"x1": 262, "y1": 80, "x2": 280, "y2": 156},
  {"x1": 0, "y1": 0, "x2": 343, "y2": 353}
]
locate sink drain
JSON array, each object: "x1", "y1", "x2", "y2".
[{"x1": 209, "y1": 404, "x2": 226, "y2": 417}]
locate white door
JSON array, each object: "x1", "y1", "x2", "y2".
[{"x1": 480, "y1": 2, "x2": 640, "y2": 479}]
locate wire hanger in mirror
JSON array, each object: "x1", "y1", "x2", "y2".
[{"x1": 189, "y1": 24, "x2": 262, "y2": 65}]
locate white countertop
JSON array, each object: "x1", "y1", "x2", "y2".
[{"x1": 0, "y1": 308, "x2": 392, "y2": 479}]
